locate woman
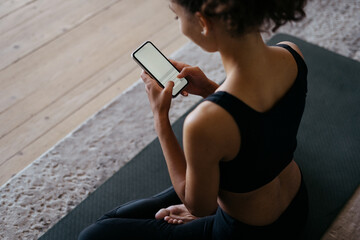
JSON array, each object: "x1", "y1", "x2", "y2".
[{"x1": 79, "y1": 0, "x2": 309, "y2": 239}]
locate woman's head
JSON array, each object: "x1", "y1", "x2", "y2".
[{"x1": 171, "y1": 0, "x2": 307, "y2": 37}]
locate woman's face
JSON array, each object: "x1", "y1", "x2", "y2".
[
  {"x1": 169, "y1": 1, "x2": 217, "y2": 52},
  {"x1": 169, "y1": 2, "x2": 198, "y2": 39}
]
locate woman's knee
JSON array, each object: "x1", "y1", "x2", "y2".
[{"x1": 78, "y1": 223, "x2": 102, "y2": 240}]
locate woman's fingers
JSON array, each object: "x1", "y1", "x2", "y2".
[
  {"x1": 176, "y1": 67, "x2": 190, "y2": 79},
  {"x1": 141, "y1": 70, "x2": 164, "y2": 95},
  {"x1": 141, "y1": 70, "x2": 173, "y2": 116},
  {"x1": 155, "y1": 208, "x2": 170, "y2": 220},
  {"x1": 169, "y1": 59, "x2": 190, "y2": 72},
  {"x1": 177, "y1": 66, "x2": 201, "y2": 79},
  {"x1": 181, "y1": 90, "x2": 189, "y2": 97},
  {"x1": 164, "y1": 216, "x2": 184, "y2": 225},
  {"x1": 141, "y1": 70, "x2": 150, "y2": 81},
  {"x1": 141, "y1": 71, "x2": 152, "y2": 87},
  {"x1": 141, "y1": 70, "x2": 173, "y2": 92},
  {"x1": 164, "y1": 80, "x2": 174, "y2": 94},
  {"x1": 169, "y1": 59, "x2": 179, "y2": 68},
  {"x1": 155, "y1": 207, "x2": 185, "y2": 224}
]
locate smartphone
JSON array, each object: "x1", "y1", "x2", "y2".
[{"x1": 132, "y1": 41, "x2": 188, "y2": 97}]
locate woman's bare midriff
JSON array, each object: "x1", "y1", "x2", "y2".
[{"x1": 218, "y1": 160, "x2": 302, "y2": 226}]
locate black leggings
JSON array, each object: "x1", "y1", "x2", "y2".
[{"x1": 79, "y1": 178, "x2": 308, "y2": 240}]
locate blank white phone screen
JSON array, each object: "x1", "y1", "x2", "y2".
[{"x1": 133, "y1": 42, "x2": 187, "y2": 96}]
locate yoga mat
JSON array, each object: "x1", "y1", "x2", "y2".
[
  {"x1": 39, "y1": 34, "x2": 360, "y2": 240},
  {"x1": 39, "y1": 116, "x2": 179, "y2": 240}
]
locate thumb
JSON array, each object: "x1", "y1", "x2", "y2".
[{"x1": 165, "y1": 80, "x2": 174, "y2": 90}]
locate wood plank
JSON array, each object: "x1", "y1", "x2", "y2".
[
  {"x1": 0, "y1": 0, "x2": 119, "y2": 70},
  {"x1": 0, "y1": 0, "x2": 119, "y2": 110},
  {"x1": 0, "y1": 0, "x2": 188, "y2": 185},
  {"x1": 0, "y1": 0, "x2": 163, "y2": 161},
  {"x1": 0, "y1": 0, "x2": 54, "y2": 35},
  {"x1": 0, "y1": 31, "x2": 188, "y2": 186},
  {"x1": 0, "y1": 0, "x2": 35, "y2": 19},
  {"x1": 0, "y1": 0, "x2": 148, "y2": 138},
  {"x1": 0, "y1": 0, "x2": 166, "y2": 147}
]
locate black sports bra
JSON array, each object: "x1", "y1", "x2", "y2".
[{"x1": 205, "y1": 44, "x2": 308, "y2": 193}]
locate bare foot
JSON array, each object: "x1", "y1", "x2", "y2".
[{"x1": 155, "y1": 204, "x2": 199, "y2": 224}]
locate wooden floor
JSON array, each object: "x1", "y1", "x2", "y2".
[{"x1": 0, "y1": 0, "x2": 188, "y2": 186}]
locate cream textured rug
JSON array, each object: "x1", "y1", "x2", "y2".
[{"x1": 1, "y1": 1, "x2": 359, "y2": 239}]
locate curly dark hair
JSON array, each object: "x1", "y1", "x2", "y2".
[{"x1": 172, "y1": 0, "x2": 307, "y2": 36}]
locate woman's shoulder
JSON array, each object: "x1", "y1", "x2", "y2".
[
  {"x1": 276, "y1": 41, "x2": 305, "y2": 60},
  {"x1": 184, "y1": 101, "x2": 224, "y2": 130},
  {"x1": 184, "y1": 100, "x2": 241, "y2": 162}
]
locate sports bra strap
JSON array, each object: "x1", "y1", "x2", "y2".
[{"x1": 276, "y1": 44, "x2": 308, "y2": 75}]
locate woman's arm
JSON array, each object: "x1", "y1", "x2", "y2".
[
  {"x1": 154, "y1": 113, "x2": 187, "y2": 198},
  {"x1": 141, "y1": 70, "x2": 230, "y2": 217},
  {"x1": 141, "y1": 71, "x2": 187, "y2": 201},
  {"x1": 181, "y1": 101, "x2": 240, "y2": 216},
  {"x1": 170, "y1": 59, "x2": 219, "y2": 98},
  {"x1": 154, "y1": 105, "x2": 222, "y2": 217}
]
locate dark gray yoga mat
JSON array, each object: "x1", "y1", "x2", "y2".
[{"x1": 39, "y1": 34, "x2": 360, "y2": 240}]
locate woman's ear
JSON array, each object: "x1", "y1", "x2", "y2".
[{"x1": 195, "y1": 12, "x2": 211, "y2": 36}]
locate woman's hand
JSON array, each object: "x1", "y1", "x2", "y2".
[
  {"x1": 170, "y1": 59, "x2": 219, "y2": 98},
  {"x1": 141, "y1": 70, "x2": 173, "y2": 119},
  {"x1": 155, "y1": 204, "x2": 199, "y2": 225}
]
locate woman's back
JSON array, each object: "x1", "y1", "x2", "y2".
[{"x1": 186, "y1": 40, "x2": 308, "y2": 225}]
